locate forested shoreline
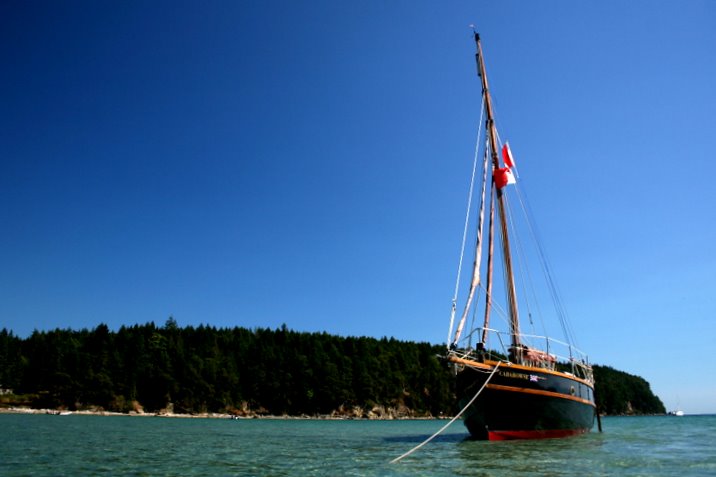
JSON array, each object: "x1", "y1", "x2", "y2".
[{"x1": 0, "y1": 321, "x2": 664, "y2": 416}]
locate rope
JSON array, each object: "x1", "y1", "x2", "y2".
[
  {"x1": 447, "y1": 94, "x2": 486, "y2": 347},
  {"x1": 452, "y1": 140, "x2": 490, "y2": 348},
  {"x1": 513, "y1": 185, "x2": 578, "y2": 350},
  {"x1": 390, "y1": 362, "x2": 501, "y2": 464}
]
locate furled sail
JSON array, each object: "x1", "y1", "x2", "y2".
[{"x1": 451, "y1": 147, "x2": 490, "y2": 347}]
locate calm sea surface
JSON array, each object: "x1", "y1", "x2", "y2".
[{"x1": 2, "y1": 413, "x2": 715, "y2": 476}]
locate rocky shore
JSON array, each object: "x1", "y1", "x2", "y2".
[{"x1": 0, "y1": 404, "x2": 444, "y2": 420}]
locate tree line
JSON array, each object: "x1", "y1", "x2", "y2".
[
  {"x1": 592, "y1": 364, "x2": 665, "y2": 415},
  {"x1": 0, "y1": 321, "x2": 664, "y2": 416}
]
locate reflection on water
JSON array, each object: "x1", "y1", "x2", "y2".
[{"x1": 455, "y1": 433, "x2": 606, "y2": 476}]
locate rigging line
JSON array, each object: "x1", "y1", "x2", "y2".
[
  {"x1": 486, "y1": 89, "x2": 511, "y2": 156},
  {"x1": 496, "y1": 192, "x2": 518, "y2": 334},
  {"x1": 463, "y1": 250, "x2": 515, "y2": 337},
  {"x1": 504, "y1": 184, "x2": 549, "y2": 341},
  {"x1": 515, "y1": 188, "x2": 548, "y2": 336},
  {"x1": 523, "y1": 186, "x2": 577, "y2": 348},
  {"x1": 452, "y1": 138, "x2": 490, "y2": 346},
  {"x1": 514, "y1": 185, "x2": 578, "y2": 348},
  {"x1": 484, "y1": 279, "x2": 512, "y2": 330},
  {"x1": 390, "y1": 362, "x2": 502, "y2": 464},
  {"x1": 447, "y1": 94, "x2": 486, "y2": 347},
  {"x1": 468, "y1": 138, "x2": 492, "y2": 347},
  {"x1": 479, "y1": 271, "x2": 512, "y2": 326},
  {"x1": 466, "y1": 285, "x2": 482, "y2": 350},
  {"x1": 503, "y1": 189, "x2": 532, "y2": 326},
  {"x1": 455, "y1": 281, "x2": 511, "y2": 349},
  {"x1": 513, "y1": 184, "x2": 570, "y2": 343}
]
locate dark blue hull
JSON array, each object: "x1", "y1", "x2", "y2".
[{"x1": 455, "y1": 362, "x2": 596, "y2": 440}]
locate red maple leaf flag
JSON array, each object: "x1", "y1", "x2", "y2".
[
  {"x1": 502, "y1": 142, "x2": 515, "y2": 168},
  {"x1": 494, "y1": 167, "x2": 516, "y2": 189}
]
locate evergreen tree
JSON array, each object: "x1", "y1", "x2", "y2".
[{"x1": 0, "y1": 323, "x2": 664, "y2": 416}]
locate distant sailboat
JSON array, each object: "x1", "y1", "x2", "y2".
[
  {"x1": 669, "y1": 400, "x2": 685, "y2": 416},
  {"x1": 667, "y1": 396, "x2": 684, "y2": 416},
  {"x1": 444, "y1": 32, "x2": 597, "y2": 440}
]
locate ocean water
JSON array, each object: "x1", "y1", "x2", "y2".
[{"x1": 2, "y1": 414, "x2": 715, "y2": 476}]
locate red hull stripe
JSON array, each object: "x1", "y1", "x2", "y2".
[{"x1": 488, "y1": 428, "x2": 589, "y2": 440}]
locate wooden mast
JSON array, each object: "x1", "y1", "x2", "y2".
[
  {"x1": 480, "y1": 184, "x2": 495, "y2": 345},
  {"x1": 474, "y1": 32, "x2": 521, "y2": 349}
]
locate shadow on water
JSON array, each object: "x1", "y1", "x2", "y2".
[{"x1": 385, "y1": 430, "x2": 605, "y2": 446}]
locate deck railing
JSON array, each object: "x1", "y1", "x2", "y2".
[{"x1": 455, "y1": 327, "x2": 593, "y2": 382}]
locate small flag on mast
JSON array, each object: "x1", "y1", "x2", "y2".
[
  {"x1": 502, "y1": 142, "x2": 515, "y2": 168},
  {"x1": 494, "y1": 167, "x2": 516, "y2": 189}
]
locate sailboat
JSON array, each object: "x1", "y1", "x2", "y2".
[
  {"x1": 444, "y1": 32, "x2": 597, "y2": 440},
  {"x1": 669, "y1": 399, "x2": 684, "y2": 416}
]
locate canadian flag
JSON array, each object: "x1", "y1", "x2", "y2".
[
  {"x1": 495, "y1": 142, "x2": 517, "y2": 189},
  {"x1": 494, "y1": 167, "x2": 516, "y2": 189},
  {"x1": 502, "y1": 142, "x2": 515, "y2": 168}
]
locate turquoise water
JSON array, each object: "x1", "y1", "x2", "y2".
[{"x1": 2, "y1": 414, "x2": 715, "y2": 476}]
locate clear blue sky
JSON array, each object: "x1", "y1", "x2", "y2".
[{"x1": 2, "y1": 1, "x2": 715, "y2": 414}]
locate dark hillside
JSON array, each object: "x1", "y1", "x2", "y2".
[
  {"x1": 0, "y1": 323, "x2": 663, "y2": 416},
  {"x1": 593, "y1": 365, "x2": 665, "y2": 415}
]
